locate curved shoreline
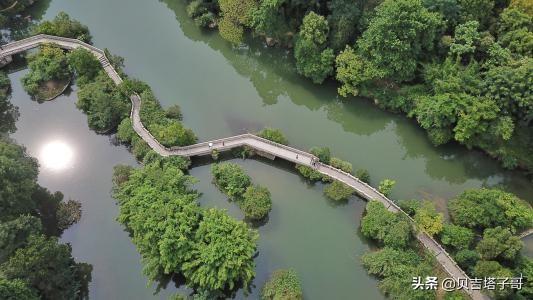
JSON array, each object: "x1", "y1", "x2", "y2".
[{"x1": 0, "y1": 34, "x2": 488, "y2": 300}]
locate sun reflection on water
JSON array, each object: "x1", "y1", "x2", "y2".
[{"x1": 39, "y1": 140, "x2": 75, "y2": 171}]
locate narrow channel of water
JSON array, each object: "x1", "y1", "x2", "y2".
[{"x1": 6, "y1": 0, "x2": 531, "y2": 299}]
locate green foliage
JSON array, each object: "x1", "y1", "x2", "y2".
[
  {"x1": 472, "y1": 260, "x2": 514, "y2": 298},
  {"x1": 329, "y1": 157, "x2": 352, "y2": 173},
  {"x1": 0, "y1": 72, "x2": 17, "y2": 134},
  {"x1": 310, "y1": 146, "x2": 331, "y2": 164},
  {"x1": 454, "y1": 249, "x2": 480, "y2": 273},
  {"x1": 166, "y1": 104, "x2": 183, "y2": 120},
  {"x1": 449, "y1": 21, "x2": 481, "y2": 62},
  {"x1": 355, "y1": 168, "x2": 370, "y2": 183},
  {"x1": 440, "y1": 224, "x2": 475, "y2": 251},
  {"x1": 67, "y1": 48, "x2": 100, "y2": 84},
  {"x1": 398, "y1": 199, "x2": 421, "y2": 216},
  {"x1": 182, "y1": 208, "x2": 258, "y2": 291},
  {"x1": 324, "y1": 180, "x2": 354, "y2": 201},
  {"x1": 377, "y1": 179, "x2": 395, "y2": 197},
  {"x1": 1, "y1": 234, "x2": 88, "y2": 300},
  {"x1": 258, "y1": 127, "x2": 288, "y2": 145},
  {"x1": 21, "y1": 44, "x2": 71, "y2": 97},
  {"x1": 0, "y1": 140, "x2": 38, "y2": 220},
  {"x1": 448, "y1": 188, "x2": 533, "y2": 232},
  {"x1": 294, "y1": 12, "x2": 335, "y2": 84},
  {"x1": 0, "y1": 278, "x2": 38, "y2": 300},
  {"x1": 0, "y1": 215, "x2": 41, "y2": 263},
  {"x1": 242, "y1": 185, "x2": 272, "y2": 220},
  {"x1": 497, "y1": 7, "x2": 533, "y2": 57},
  {"x1": 261, "y1": 269, "x2": 303, "y2": 300},
  {"x1": 335, "y1": 45, "x2": 374, "y2": 97},
  {"x1": 295, "y1": 165, "x2": 323, "y2": 181},
  {"x1": 211, "y1": 162, "x2": 251, "y2": 199},
  {"x1": 361, "y1": 247, "x2": 435, "y2": 299},
  {"x1": 361, "y1": 201, "x2": 413, "y2": 249},
  {"x1": 414, "y1": 200, "x2": 444, "y2": 236},
  {"x1": 33, "y1": 12, "x2": 92, "y2": 42},
  {"x1": 327, "y1": 0, "x2": 360, "y2": 51},
  {"x1": 56, "y1": 199, "x2": 82, "y2": 232},
  {"x1": 475, "y1": 226, "x2": 523, "y2": 261},
  {"x1": 357, "y1": 0, "x2": 443, "y2": 81},
  {"x1": 112, "y1": 164, "x2": 134, "y2": 189},
  {"x1": 458, "y1": 0, "x2": 495, "y2": 28},
  {"x1": 218, "y1": 0, "x2": 257, "y2": 44},
  {"x1": 76, "y1": 72, "x2": 130, "y2": 132}
]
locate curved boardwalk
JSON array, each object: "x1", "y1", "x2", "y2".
[{"x1": 1, "y1": 34, "x2": 488, "y2": 300}]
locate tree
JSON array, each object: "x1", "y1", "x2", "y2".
[
  {"x1": 21, "y1": 45, "x2": 71, "y2": 97},
  {"x1": 151, "y1": 121, "x2": 197, "y2": 147},
  {"x1": 356, "y1": 0, "x2": 443, "y2": 81},
  {"x1": 218, "y1": 0, "x2": 257, "y2": 44},
  {"x1": 324, "y1": 180, "x2": 354, "y2": 201},
  {"x1": 165, "y1": 104, "x2": 183, "y2": 120},
  {"x1": 0, "y1": 278, "x2": 38, "y2": 300},
  {"x1": 67, "y1": 48, "x2": 101, "y2": 83},
  {"x1": 414, "y1": 201, "x2": 444, "y2": 236},
  {"x1": 251, "y1": 0, "x2": 289, "y2": 42},
  {"x1": 33, "y1": 12, "x2": 92, "y2": 42},
  {"x1": 398, "y1": 199, "x2": 421, "y2": 216},
  {"x1": 0, "y1": 72, "x2": 18, "y2": 134},
  {"x1": 211, "y1": 163, "x2": 251, "y2": 199},
  {"x1": 294, "y1": 12, "x2": 335, "y2": 84},
  {"x1": 440, "y1": 224, "x2": 474, "y2": 251},
  {"x1": 0, "y1": 215, "x2": 42, "y2": 263},
  {"x1": 335, "y1": 45, "x2": 375, "y2": 96},
  {"x1": 56, "y1": 200, "x2": 82, "y2": 232},
  {"x1": 1, "y1": 234, "x2": 89, "y2": 300},
  {"x1": 295, "y1": 165, "x2": 323, "y2": 181},
  {"x1": 361, "y1": 201, "x2": 412, "y2": 249},
  {"x1": 457, "y1": 0, "x2": 495, "y2": 28},
  {"x1": 472, "y1": 260, "x2": 514, "y2": 298},
  {"x1": 327, "y1": 0, "x2": 360, "y2": 51},
  {"x1": 449, "y1": 21, "x2": 481, "y2": 62},
  {"x1": 448, "y1": 188, "x2": 533, "y2": 232},
  {"x1": 0, "y1": 140, "x2": 38, "y2": 220},
  {"x1": 454, "y1": 249, "x2": 480, "y2": 273},
  {"x1": 378, "y1": 179, "x2": 395, "y2": 197},
  {"x1": 261, "y1": 269, "x2": 303, "y2": 300},
  {"x1": 475, "y1": 226, "x2": 523, "y2": 261},
  {"x1": 258, "y1": 128, "x2": 288, "y2": 145},
  {"x1": 310, "y1": 146, "x2": 331, "y2": 164},
  {"x1": 355, "y1": 169, "x2": 370, "y2": 183},
  {"x1": 329, "y1": 157, "x2": 352, "y2": 174},
  {"x1": 242, "y1": 185, "x2": 272, "y2": 220},
  {"x1": 182, "y1": 208, "x2": 258, "y2": 292}
]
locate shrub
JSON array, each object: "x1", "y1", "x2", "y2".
[
  {"x1": 355, "y1": 168, "x2": 370, "y2": 183},
  {"x1": 324, "y1": 180, "x2": 354, "y2": 201},
  {"x1": 33, "y1": 12, "x2": 92, "y2": 42},
  {"x1": 258, "y1": 128, "x2": 288, "y2": 145},
  {"x1": 295, "y1": 165, "x2": 323, "y2": 181},
  {"x1": 165, "y1": 104, "x2": 183, "y2": 120},
  {"x1": 414, "y1": 201, "x2": 444, "y2": 236},
  {"x1": 440, "y1": 224, "x2": 475, "y2": 251},
  {"x1": 329, "y1": 157, "x2": 352, "y2": 173},
  {"x1": 378, "y1": 179, "x2": 396, "y2": 197},
  {"x1": 261, "y1": 269, "x2": 303, "y2": 300},
  {"x1": 310, "y1": 146, "x2": 331, "y2": 164},
  {"x1": 242, "y1": 185, "x2": 272, "y2": 220},
  {"x1": 211, "y1": 163, "x2": 251, "y2": 199},
  {"x1": 21, "y1": 45, "x2": 71, "y2": 97}
]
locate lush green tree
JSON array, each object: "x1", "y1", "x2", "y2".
[
  {"x1": 182, "y1": 208, "x2": 258, "y2": 292},
  {"x1": 295, "y1": 165, "x2": 323, "y2": 181},
  {"x1": 0, "y1": 72, "x2": 18, "y2": 134},
  {"x1": 361, "y1": 201, "x2": 412, "y2": 249},
  {"x1": 517, "y1": 258, "x2": 533, "y2": 299},
  {"x1": 67, "y1": 48, "x2": 101, "y2": 83},
  {"x1": 0, "y1": 215, "x2": 41, "y2": 263},
  {"x1": 151, "y1": 122, "x2": 197, "y2": 147},
  {"x1": 113, "y1": 158, "x2": 202, "y2": 280},
  {"x1": 166, "y1": 104, "x2": 183, "y2": 120},
  {"x1": 457, "y1": 0, "x2": 495, "y2": 28},
  {"x1": 76, "y1": 72, "x2": 130, "y2": 132},
  {"x1": 335, "y1": 45, "x2": 376, "y2": 97},
  {"x1": 33, "y1": 12, "x2": 92, "y2": 42},
  {"x1": 356, "y1": 0, "x2": 443, "y2": 81},
  {"x1": 258, "y1": 127, "x2": 288, "y2": 145},
  {"x1": 454, "y1": 249, "x2": 480, "y2": 273},
  {"x1": 448, "y1": 188, "x2": 533, "y2": 232},
  {"x1": 329, "y1": 157, "x2": 352, "y2": 173},
  {"x1": 218, "y1": 0, "x2": 257, "y2": 44},
  {"x1": 21, "y1": 45, "x2": 71, "y2": 97},
  {"x1": 475, "y1": 226, "x2": 523, "y2": 261},
  {"x1": 398, "y1": 199, "x2": 421, "y2": 216},
  {"x1": 1, "y1": 234, "x2": 89, "y2": 300},
  {"x1": 355, "y1": 168, "x2": 370, "y2": 183},
  {"x1": 472, "y1": 260, "x2": 514, "y2": 298},
  {"x1": 251, "y1": 0, "x2": 289, "y2": 42},
  {"x1": 0, "y1": 278, "x2": 38, "y2": 300},
  {"x1": 423, "y1": 0, "x2": 462, "y2": 29},
  {"x1": 310, "y1": 146, "x2": 331, "y2": 164},
  {"x1": 242, "y1": 185, "x2": 272, "y2": 220},
  {"x1": 449, "y1": 21, "x2": 481, "y2": 62},
  {"x1": 211, "y1": 163, "x2": 251, "y2": 199},
  {"x1": 327, "y1": 0, "x2": 360, "y2": 51},
  {"x1": 378, "y1": 179, "x2": 395, "y2": 197},
  {"x1": 0, "y1": 140, "x2": 38, "y2": 220},
  {"x1": 414, "y1": 200, "x2": 444, "y2": 236},
  {"x1": 440, "y1": 224, "x2": 474, "y2": 251},
  {"x1": 294, "y1": 12, "x2": 335, "y2": 84},
  {"x1": 324, "y1": 180, "x2": 354, "y2": 201},
  {"x1": 361, "y1": 247, "x2": 435, "y2": 299},
  {"x1": 56, "y1": 199, "x2": 82, "y2": 232},
  {"x1": 261, "y1": 269, "x2": 302, "y2": 300}
]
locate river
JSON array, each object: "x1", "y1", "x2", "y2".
[{"x1": 6, "y1": 0, "x2": 532, "y2": 299}]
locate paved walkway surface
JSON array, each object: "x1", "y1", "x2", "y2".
[{"x1": 1, "y1": 34, "x2": 489, "y2": 300}]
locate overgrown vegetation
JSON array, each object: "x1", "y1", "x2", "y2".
[
  {"x1": 113, "y1": 156, "x2": 258, "y2": 296},
  {"x1": 33, "y1": 12, "x2": 92, "y2": 42},
  {"x1": 185, "y1": 0, "x2": 533, "y2": 174},
  {"x1": 261, "y1": 269, "x2": 303, "y2": 300},
  {"x1": 211, "y1": 162, "x2": 272, "y2": 221}
]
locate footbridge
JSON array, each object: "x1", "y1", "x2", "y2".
[{"x1": 0, "y1": 34, "x2": 488, "y2": 300}]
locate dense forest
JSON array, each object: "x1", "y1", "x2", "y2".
[{"x1": 185, "y1": 0, "x2": 533, "y2": 175}]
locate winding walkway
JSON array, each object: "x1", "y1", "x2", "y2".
[{"x1": 0, "y1": 34, "x2": 488, "y2": 300}]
